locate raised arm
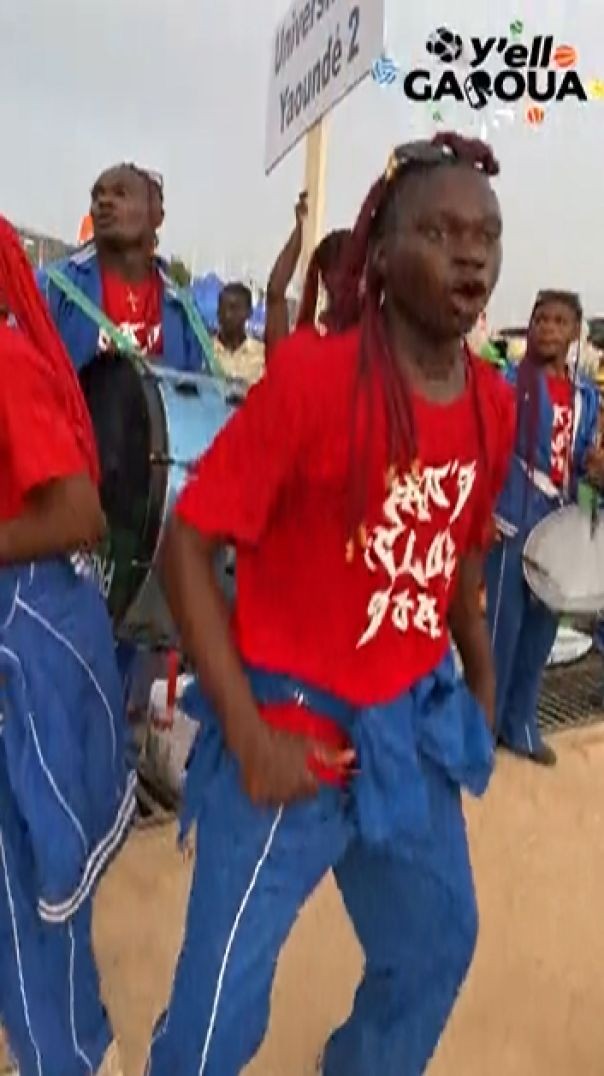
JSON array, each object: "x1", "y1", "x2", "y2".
[{"x1": 264, "y1": 192, "x2": 307, "y2": 357}]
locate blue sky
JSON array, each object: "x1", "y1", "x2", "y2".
[{"x1": 1, "y1": 0, "x2": 602, "y2": 325}]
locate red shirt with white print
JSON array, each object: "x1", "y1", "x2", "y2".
[
  {"x1": 176, "y1": 327, "x2": 515, "y2": 746},
  {"x1": 547, "y1": 374, "x2": 573, "y2": 487},
  {"x1": 100, "y1": 270, "x2": 163, "y2": 356}
]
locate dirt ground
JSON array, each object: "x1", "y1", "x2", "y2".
[{"x1": 92, "y1": 727, "x2": 604, "y2": 1076}]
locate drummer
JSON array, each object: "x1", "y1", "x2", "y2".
[
  {"x1": 40, "y1": 163, "x2": 211, "y2": 372},
  {"x1": 485, "y1": 290, "x2": 604, "y2": 766},
  {"x1": 40, "y1": 164, "x2": 212, "y2": 703}
]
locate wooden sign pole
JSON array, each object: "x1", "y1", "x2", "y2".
[{"x1": 299, "y1": 117, "x2": 328, "y2": 283}]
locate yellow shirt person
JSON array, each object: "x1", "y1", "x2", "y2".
[
  {"x1": 214, "y1": 282, "x2": 265, "y2": 386},
  {"x1": 213, "y1": 334, "x2": 265, "y2": 385}
]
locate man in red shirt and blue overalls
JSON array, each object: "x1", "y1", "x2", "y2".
[{"x1": 147, "y1": 134, "x2": 516, "y2": 1076}]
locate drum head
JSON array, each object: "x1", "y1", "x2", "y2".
[
  {"x1": 79, "y1": 353, "x2": 166, "y2": 624},
  {"x1": 523, "y1": 504, "x2": 604, "y2": 615}
]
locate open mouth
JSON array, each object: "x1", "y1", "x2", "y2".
[
  {"x1": 451, "y1": 281, "x2": 486, "y2": 303},
  {"x1": 94, "y1": 212, "x2": 116, "y2": 229},
  {"x1": 536, "y1": 336, "x2": 560, "y2": 349}
]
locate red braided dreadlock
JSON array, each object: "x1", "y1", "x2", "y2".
[
  {"x1": 328, "y1": 131, "x2": 500, "y2": 557},
  {"x1": 0, "y1": 216, "x2": 99, "y2": 482},
  {"x1": 517, "y1": 289, "x2": 582, "y2": 497},
  {"x1": 296, "y1": 229, "x2": 351, "y2": 328}
]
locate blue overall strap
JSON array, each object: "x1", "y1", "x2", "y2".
[{"x1": 170, "y1": 282, "x2": 222, "y2": 379}]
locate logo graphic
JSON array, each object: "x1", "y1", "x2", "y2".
[
  {"x1": 463, "y1": 71, "x2": 493, "y2": 111},
  {"x1": 587, "y1": 78, "x2": 604, "y2": 100},
  {"x1": 553, "y1": 45, "x2": 577, "y2": 68},
  {"x1": 426, "y1": 27, "x2": 463, "y2": 65},
  {"x1": 525, "y1": 104, "x2": 546, "y2": 125},
  {"x1": 372, "y1": 55, "x2": 399, "y2": 86},
  {"x1": 372, "y1": 23, "x2": 596, "y2": 123}
]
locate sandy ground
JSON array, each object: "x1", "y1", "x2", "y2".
[{"x1": 91, "y1": 727, "x2": 604, "y2": 1076}]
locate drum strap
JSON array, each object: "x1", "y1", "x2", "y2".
[
  {"x1": 175, "y1": 287, "x2": 223, "y2": 379},
  {"x1": 47, "y1": 267, "x2": 223, "y2": 379},
  {"x1": 47, "y1": 267, "x2": 144, "y2": 357}
]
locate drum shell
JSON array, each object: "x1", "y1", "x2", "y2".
[
  {"x1": 119, "y1": 367, "x2": 235, "y2": 646},
  {"x1": 80, "y1": 354, "x2": 236, "y2": 648}
]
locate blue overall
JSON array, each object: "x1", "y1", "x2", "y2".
[
  {"x1": 40, "y1": 244, "x2": 212, "y2": 703},
  {"x1": 485, "y1": 366, "x2": 598, "y2": 757},
  {"x1": 0, "y1": 559, "x2": 136, "y2": 1076},
  {"x1": 147, "y1": 655, "x2": 493, "y2": 1076}
]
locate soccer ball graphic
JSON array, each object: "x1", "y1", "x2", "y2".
[{"x1": 426, "y1": 27, "x2": 463, "y2": 63}]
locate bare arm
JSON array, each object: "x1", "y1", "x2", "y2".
[
  {"x1": 160, "y1": 515, "x2": 351, "y2": 803},
  {"x1": 448, "y1": 552, "x2": 495, "y2": 729},
  {"x1": 0, "y1": 475, "x2": 106, "y2": 565},
  {"x1": 160, "y1": 516, "x2": 260, "y2": 753},
  {"x1": 264, "y1": 193, "x2": 307, "y2": 357}
]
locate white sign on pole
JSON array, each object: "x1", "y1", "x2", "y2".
[{"x1": 265, "y1": 0, "x2": 385, "y2": 174}]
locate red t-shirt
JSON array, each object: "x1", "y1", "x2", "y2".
[
  {"x1": 100, "y1": 270, "x2": 163, "y2": 356},
  {"x1": 176, "y1": 328, "x2": 515, "y2": 744},
  {"x1": 547, "y1": 374, "x2": 573, "y2": 487},
  {"x1": 0, "y1": 326, "x2": 88, "y2": 523}
]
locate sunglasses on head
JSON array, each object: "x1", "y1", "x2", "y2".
[
  {"x1": 123, "y1": 162, "x2": 164, "y2": 194},
  {"x1": 385, "y1": 140, "x2": 458, "y2": 181},
  {"x1": 145, "y1": 169, "x2": 164, "y2": 194}
]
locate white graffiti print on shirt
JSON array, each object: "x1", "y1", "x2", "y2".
[
  {"x1": 98, "y1": 322, "x2": 161, "y2": 355},
  {"x1": 357, "y1": 460, "x2": 476, "y2": 648},
  {"x1": 551, "y1": 403, "x2": 572, "y2": 482}
]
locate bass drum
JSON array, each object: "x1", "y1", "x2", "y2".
[
  {"x1": 79, "y1": 352, "x2": 241, "y2": 646},
  {"x1": 522, "y1": 503, "x2": 604, "y2": 616}
]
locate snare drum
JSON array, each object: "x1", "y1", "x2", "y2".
[
  {"x1": 523, "y1": 502, "x2": 604, "y2": 615},
  {"x1": 80, "y1": 353, "x2": 240, "y2": 645}
]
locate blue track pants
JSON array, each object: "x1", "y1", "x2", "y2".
[
  {"x1": 148, "y1": 752, "x2": 477, "y2": 1075},
  {"x1": 485, "y1": 536, "x2": 558, "y2": 756}
]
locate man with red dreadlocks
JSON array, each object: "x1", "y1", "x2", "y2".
[
  {"x1": 0, "y1": 217, "x2": 133, "y2": 1076},
  {"x1": 146, "y1": 133, "x2": 515, "y2": 1076}
]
